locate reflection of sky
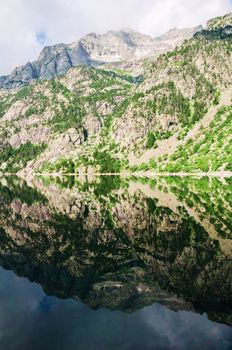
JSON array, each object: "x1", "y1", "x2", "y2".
[{"x1": 0, "y1": 267, "x2": 231, "y2": 350}]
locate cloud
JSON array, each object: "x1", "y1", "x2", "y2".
[
  {"x1": 36, "y1": 31, "x2": 48, "y2": 46},
  {"x1": 139, "y1": 0, "x2": 232, "y2": 35},
  {"x1": 0, "y1": 0, "x2": 231, "y2": 75}
]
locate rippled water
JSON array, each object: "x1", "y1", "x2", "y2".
[{"x1": 0, "y1": 175, "x2": 231, "y2": 350}]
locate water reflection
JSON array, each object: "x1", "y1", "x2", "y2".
[{"x1": 0, "y1": 175, "x2": 231, "y2": 349}]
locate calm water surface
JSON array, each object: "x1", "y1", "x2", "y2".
[{"x1": 0, "y1": 175, "x2": 231, "y2": 350}]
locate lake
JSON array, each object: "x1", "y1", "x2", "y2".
[{"x1": 0, "y1": 175, "x2": 231, "y2": 350}]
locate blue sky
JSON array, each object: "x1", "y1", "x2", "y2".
[
  {"x1": 0, "y1": 0, "x2": 231, "y2": 75},
  {"x1": 36, "y1": 31, "x2": 47, "y2": 46}
]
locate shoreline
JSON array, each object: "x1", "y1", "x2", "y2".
[{"x1": 1, "y1": 171, "x2": 232, "y2": 178}]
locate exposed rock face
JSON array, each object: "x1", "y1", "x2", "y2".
[
  {"x1": 0, "y1": 26, "x2": 202, "y2": 89},
  {"x1": 2, "y1": 100, "x2": 28, "y2": 122},
  {"x1": 9, "y1": 126, "x2": 50, "y2": 148}
]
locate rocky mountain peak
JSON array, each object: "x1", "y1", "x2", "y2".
[
  {"x1": 120, "y1": 27, "x2": 136, "y2": 33},
  {"x1": 38, "y1": 43, "x2": 66, "y2": 60},
  {"x1": 85, "y1": 32, "x2": 100, "y2": 39}
]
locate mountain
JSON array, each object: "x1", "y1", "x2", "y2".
[
  {"x1": 0, "y1": 26, "x2": 202, "y2": 89},
  {"x1": 0, "y1": 12, "x2": 231, "y2": 175}
]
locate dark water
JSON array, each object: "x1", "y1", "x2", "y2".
[{"x1": 0, "y1": 175, "x2": 231, "y2": 350}]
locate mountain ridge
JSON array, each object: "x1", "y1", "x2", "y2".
[{"x1": 0, "y1": 25, "x2": 202, "y2": 89}]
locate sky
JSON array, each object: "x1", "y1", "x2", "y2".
[{"x1": 0, "y1": 0, "x2": 231, "y2": 75}]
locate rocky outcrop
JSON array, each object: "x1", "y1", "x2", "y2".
[{"x1": 9, "y1": 126, "x2": 50, "y2": 148}]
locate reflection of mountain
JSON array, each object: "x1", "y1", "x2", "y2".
[{"x1": 0, "y1": 176, "x2": 231, "y2": 326}]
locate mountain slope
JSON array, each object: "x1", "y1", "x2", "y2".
[
  {"x1": 0, "y1": 12, "x2": 231, "y2": 174},
  {"x1": 207, "y1": 11, "x2": 232, "y2": 29},
  {"x1": 129, "y1": 88, "x2": 232, "y2": 170}
]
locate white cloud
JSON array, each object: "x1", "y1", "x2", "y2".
[
  {"x1": 139, "y1": 0, "x2": 232, "y2": 35},
  {"x1": 0, "y1": 0, "x2": 231, "y2": 75}
]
